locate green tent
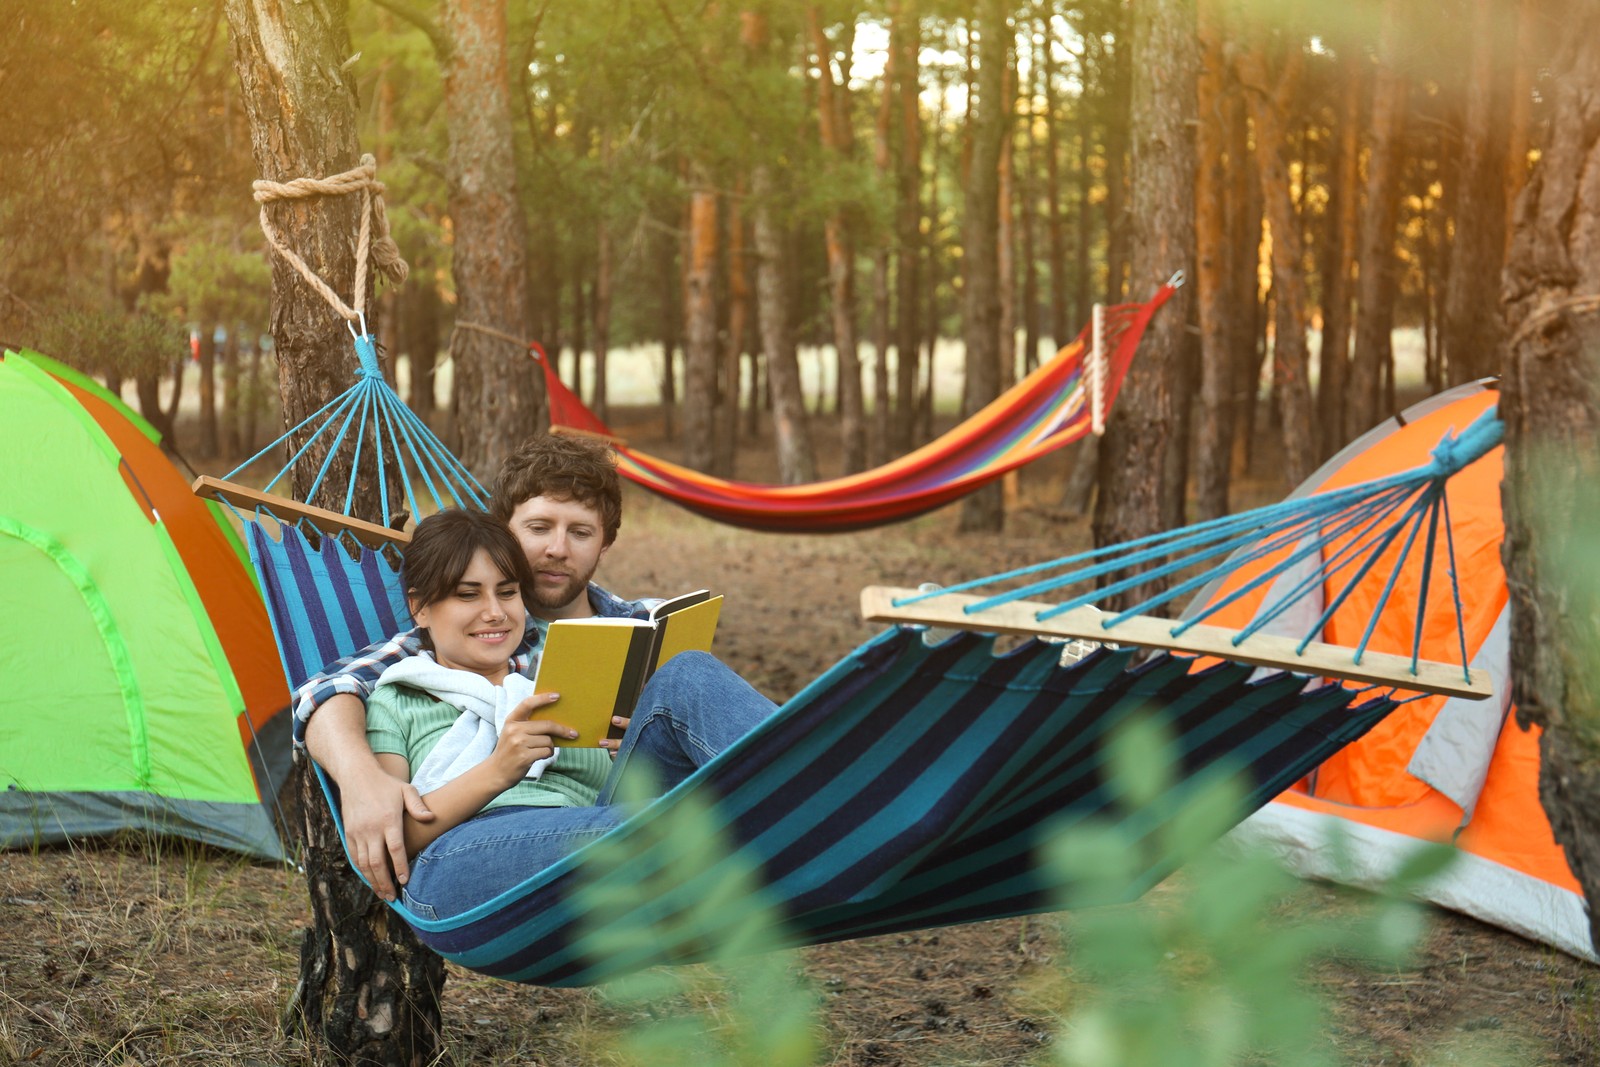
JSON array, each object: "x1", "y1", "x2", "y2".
[{"x1": 0, "y1": 349, "x2": 288, "y2": 860}]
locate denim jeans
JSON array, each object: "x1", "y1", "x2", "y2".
[{"x1": 401, "y1": 651, "x2": 777, "y2": 921}]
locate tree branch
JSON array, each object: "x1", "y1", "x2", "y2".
[{"x1": 368, "y1": 0, "x2": 449, "y2": 60}]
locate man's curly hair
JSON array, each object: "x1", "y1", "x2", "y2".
[{"x1": 489, "y1": 433, "x2": 623, "y2": 545}]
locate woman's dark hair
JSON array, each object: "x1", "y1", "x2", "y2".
[{"x1": 402, "y1": 508, "x2": 535, "y2": 624}]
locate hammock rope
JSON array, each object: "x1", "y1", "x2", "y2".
[
  {"x1": 215, "y1": 155, "x2": 483, "y2": 532},
  {"x1": 887, "y1": 408, "x2": 1504, "y2": 687}
]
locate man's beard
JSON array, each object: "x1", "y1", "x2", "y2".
[{"x1": 527, "y1": 569, "x2": 589, "y2": 612}]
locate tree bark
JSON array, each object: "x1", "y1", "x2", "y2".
[
  {"x1": 223, "y1": 1, "x2": 445, "y2": 1062},
  {"x1": 996, "y1": 53, "x2": 1017, "y2": 395},
  {"x1": 1500, "y1": 0, "x2": 1600, "y2": 959},
  {"x1": 198, "y1": 322, "x2": 218, "y2": 458},
  {"x1": 1102, "y1": 10, "x2": 1133, "y2": 303},
  {"x1": 1193, "y1": 0, "x2": 1231, "y2": 521},
  {"x1": 439, "y1": 0, "x2": 540, "y2": 477},
  {"x1": 1042, "y1": 15, "x2": 1069, "y2": 348},
  {"x1": 1237, "y1": 37, "x2": 1314, "y2": 488},
  {"x1": 1094, "y1": 0, "x2": 1196, "y2": 602},
  {"x1": 890, "y1": 2, "x2": 922, "y2": 454},
  {"x1": 808, "y1": 7, "x2": 866, "y2": 474},
  {"x1": 1441, "y1": 0, "x2": 1510, "y2": 385},
  {"x1": 958, "y1": 0, "x2": 1009, "y2": 532},
  {"x1": 683, "y1": 172, "x2": 719, "y2": 471},
  {"x1": 1317, "y1": 41, "x2": 1362, "y2": 459},
  {"x1": 719, "y1": 189, "x2": 750, "y2": 477},
  {"x1": 1345, "y1": 0, "x2": 1408, "y2": 441},
  {"x1": 593, "y1": 134, "x2": 614, "y2": 426}
]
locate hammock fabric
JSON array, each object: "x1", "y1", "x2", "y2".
[
  {"x1": 537, "y1": 284, "x2": 1177, "y2": 532},
  {"x1": 244, "y1": 515, "x2": 1396, "y2": 986}
]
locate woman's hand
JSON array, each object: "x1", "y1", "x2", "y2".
[{"x1": 491, "y1": 692, "x2": 577, "y2": 786}]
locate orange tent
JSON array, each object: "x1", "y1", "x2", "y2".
[{"x1": 1190, "y1": 380, "x2": 1592, "y2": 961}]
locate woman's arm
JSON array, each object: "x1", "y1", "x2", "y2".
[{"x1": 388, "y1": 693, "x2": 577, "y2": 860}]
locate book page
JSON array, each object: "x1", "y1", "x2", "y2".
[
  {"x1": 651, "y1": 594, "x2": 723, "y2": 670},
  {"x1": 649, "y1": 588, "x2": 710, "y2": 622}
]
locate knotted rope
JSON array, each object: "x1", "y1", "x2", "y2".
[{"x1": 253, "y1": 153, "x2": 408, "y2": 324}]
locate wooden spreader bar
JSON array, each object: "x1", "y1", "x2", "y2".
[
  {"x1": 192, "y1": 475, "x2": 411, "y2": 549},
  {"x1": 861, "y1": 585, "x2": 1492, "y2": 700}
]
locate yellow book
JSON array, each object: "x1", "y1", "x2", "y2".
[{"x1": 532, "y1": 591, "x2": 723, "y2": 748}]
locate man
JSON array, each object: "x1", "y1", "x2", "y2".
[{"x1": 298, "y1": 432, "x2": 684, "y2": 900}]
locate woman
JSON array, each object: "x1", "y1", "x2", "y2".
[{"x1": 366, "y1": 508, "x2": 776, "y2": 920}]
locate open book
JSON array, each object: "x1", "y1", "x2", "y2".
[{"x1": 533, "y1": 590, "x2": 723, "y2": 748}]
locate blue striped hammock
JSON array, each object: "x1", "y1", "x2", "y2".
[{"x1": 213, "y1": 332, "x2": 1498, "y2": 986}]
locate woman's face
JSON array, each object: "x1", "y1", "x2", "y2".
[{"x1": 410, "y1": 547, "x2": 526, "y2": 683}]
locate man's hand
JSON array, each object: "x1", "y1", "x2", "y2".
[
  {"x1": 342, "y1": 760, "x2": 434, "y2": 901},
  {"x1": 600, "y1": 715, "x2": 630, "y2": 757},
  {"x1": 304, "y1": 692, "x2": 434, "y2": 902},
  {"x1": 492, "y1": 692, "x2": 577, "y2": 786}
]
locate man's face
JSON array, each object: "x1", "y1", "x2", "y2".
[{"x1": 505, "y1": 494, "x2": 612, "y2": 619}]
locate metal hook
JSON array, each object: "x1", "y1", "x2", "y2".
[{"x1": 1166, "y1": 270, "x2": 1186, "y2": 289}]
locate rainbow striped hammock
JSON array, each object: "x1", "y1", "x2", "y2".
[
  {"x1": 197, "y1": 332, "x2": 1496, "y2": 987},
  {"x1": 535, "y1": 280, "x2": 1179, "y2": 532}
]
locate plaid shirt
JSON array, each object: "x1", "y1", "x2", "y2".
[{"x1": 291, "y1": 583, "x2": 657, "y2": 743}]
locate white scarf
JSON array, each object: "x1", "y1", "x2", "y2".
[{"x1": 376, "y1": 653, "x2": 557, "y2": 795}]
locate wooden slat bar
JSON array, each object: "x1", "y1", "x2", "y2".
[
  {"x1": 192, "y1": 475, "x2": 411, "y2": 548},
  {"x1": 860, "y1": 585, "x2": 1492, "y2": 700}
]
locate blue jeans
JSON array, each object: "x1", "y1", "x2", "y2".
[{"x1": 401, "y1": 652, "x2": 777, "y2": 921}]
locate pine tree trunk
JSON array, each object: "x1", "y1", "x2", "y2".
[
  {"x1": 752, "y1": 163, "x2": 816, "y2": 484},
  {"x1": 996, "y1": 54, "x2": 1017, "y2": 395},
  {"x1": 808, "y1": 8, "x2": 866, "y2": 473},
  {"x1": 1442, "y1": 0, "x2": 1510, "y2": 385},
  {"x1": 1193, "y1": 0, "x2": 1231, "y2": 521},
  {"x1": 958, "y1": 0, "x2": 1009, "y2": 532},
  {"x1": 1503, "y1": 0, "x2": 1535, "y2": 237},
  {"x1": 1317, "y1": 43, "x2": 1362, "y2": 458},
  {"x1": 1346, "y1": 0, "x2": 1408, "y2": 441},
  {"x1": 1229, "y1": 91, "x2": 1262, "y2": 476},
  {"x1": 441, "y1": 0, "x2": 540, "y2": 477},
  {"x1": 223, "y1": 0, "x2": 445, "y2": 1061},
  {"x1": 1500, "y1": 0, "x2": 1600, "y2": 959},
  {"x1": 1094, "y1": 0, "x2": 1196, "y2": 601},
  {"x1": 1042, "y1": 15, "x2": 1069, "y2": 348},
  {"x1": 683, "y1": 174, "x2": 719, "y2": 471},
  {"x1": 890, "y1": 1, "x2": 921, "y2": 454},
  {"x1": 1237, "y1": 40, "x2": 1314, "y2": 487},
  {"x1": 869, "y1": 32, "x2": 895, "y2": 467},
  {"x1": 198, "y1": 322, "x2": 219, "y2": 458},
  {"x1": 1103, "y1": 11, "x2": 1133, "y2": 303},
  {"x1": 221, "y1": 328, "x2": 241, "y2": 459},
  {"x1": 720, "y1": 190, "x2": 750, "y2": 477}
]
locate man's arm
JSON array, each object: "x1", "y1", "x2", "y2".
[{"x1": 304, "y1": 692, "x2": 434, "y2": 901}]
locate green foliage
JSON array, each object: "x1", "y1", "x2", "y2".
[
  {"x1": 165, "y1": 238, "x2": 271, "y2": 324},
  {"x1": 573, "y1": 768, "x2": 820, "y2": 1067},
  {"x1": 572, "y1": 714, "x2": 1456, "y2": 1067},
  {"x1": 1043, "y1": 716, "x2": 1454, "y2": 1067},
  {"x1": 28, "y1": 304, "x2": 188, "y2": 381}
]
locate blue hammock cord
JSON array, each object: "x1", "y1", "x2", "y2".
[
  {"x1": 222, "y1": 330, "x2": 486, "y2": 529},
  {"x1": 894, "y1": 408, "x2": 1504, "y2": 684}
]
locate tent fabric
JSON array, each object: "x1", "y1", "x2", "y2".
[
  {"x1": 247, "y1": 501, "x2": 1401, "y2": 986},
  {"x1": 537, "y1": 285, "x2": 1177, "y2": 533},
  {"x1": 1189, "y1": 380, "x2": 1595, "y2": 962},
  {"x1": 0, "y1": 348, "x2": 289, "y2": 860}
]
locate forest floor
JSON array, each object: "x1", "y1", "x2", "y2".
[{"x1": 3, "y1": 402, "x2": 1598, "y2": 1065}]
